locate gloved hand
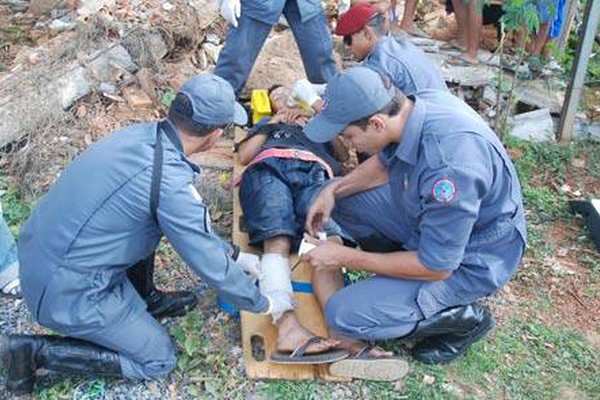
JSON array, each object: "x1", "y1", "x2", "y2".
[
  {"x1": 262, "y1": 291, "x2": 295, "y2": 321},
  {"x1": 235, "y1": 251, "x2": 261, "y2": 280},
  {"x1": 292, "y1": 79, "x2": 321, "y2": 108},
  {"x1": 312, "y1": 83, "x2": 327, "y2": 96},
  {"x1": 220, "y1": 0, "x2": 241, "y2": 28}
]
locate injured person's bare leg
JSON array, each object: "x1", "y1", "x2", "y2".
[
  {"x1": 312, "y1": 264, "x2": 392, "y2": 358},
  {"x1": 262, "y1": 236, "x2": 338, "y2": 354}
]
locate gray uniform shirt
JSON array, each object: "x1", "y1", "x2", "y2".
[
  {"x1": 19, "y1": 121, "x2": 267, "y2": 328},
  {"x1": 378, "y1": 90, "x2": 527, "y2": 317},
  {"x1": 364, "y1": 36, "x2": 447, "y2": 95}
]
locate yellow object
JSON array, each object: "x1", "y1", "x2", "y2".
[{"x1": 250, "y1": 90, "x2": 272, "y2": 124}]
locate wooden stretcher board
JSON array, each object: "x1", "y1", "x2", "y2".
[{"x1": 232, "y1": 128, "x2": 349, "y2": 381}]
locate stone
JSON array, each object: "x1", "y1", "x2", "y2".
[
  {"x1": 482, "y1": 85, "x2": 498, "y2": 106},
  {"x1": 2, "y1": 0, "x2": 30, "y2": 12},
  {"x1": 122, "y1": 87, "x2": 154, "y2": 109},
  {"x1": 49, "y1": 18, "x2": 76, "y2": 32},
  {"x1": 441, "y1": 63, "x2": 496, "y2": 88},
  {"x1": 98, "y1": 82, "x2": 117, "y2": 94},
  {"x1": 189, "y1": 0, "x2": 221, "y2": 30},
  {"x1": 509, "y1": 108, "x2": 556, "y2": 142},
  {"x1": 76, "y1": 0, "x2": 116, "y2": 19},
  {"x1": 122, "y1": 29, "x2": 169, "y2": 68},
  {"x1": 205, "y1": 33, "x2": 220, "y2": 45},
  {"x1": 85, "y1": 44, "x2": 137, "y2": 83},
  {"x1": 28, "y1": 0, "x2": 68, "y2": 16},
  {"x1": 573, "y1": 118, "x2": 600, "y2": 141},
  {"x1": 202, "y1": 42, "x2": 222, "y2": 65}
]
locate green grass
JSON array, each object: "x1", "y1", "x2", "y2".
[{"x1": 0, "y1": 179, "x2": 31, "y2": 237}]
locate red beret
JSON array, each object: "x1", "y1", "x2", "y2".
[{"x1": 335, "y1": 3, "x2": 379, "y2": 36}]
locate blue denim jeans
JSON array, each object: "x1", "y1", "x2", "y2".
[
  {"x1": 214, "y1": 0, "x2": 337, "y2": 95},
  {"x1": 239, "y1": 158, "x2": 345, "y2": 250},
  {"x1": 0, "y1": 207, "x2": 19, "y2": 289}
]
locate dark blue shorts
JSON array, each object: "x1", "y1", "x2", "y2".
[{"x1": 239, "y1": 157, "x2": 345, "y2": 250}]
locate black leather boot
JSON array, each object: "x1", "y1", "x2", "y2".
[
  {"x1": 403, "y1": 303, "x2": 495, "y2": 364},
  {"x1": 128, "y1": 253, "x2": 197, "y2": 319},
  {"x1": 1, "y1": 334, "x2": 122, "y2": 395}
]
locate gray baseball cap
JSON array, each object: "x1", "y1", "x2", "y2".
[
  {"x1": 305, "y1": 67, "x2": 394, "y2": 143},
  {"x1": 175, "y1": 74, "x2": 247, "y2": 127}
]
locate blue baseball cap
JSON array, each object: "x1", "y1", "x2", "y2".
[
  {"x1": 174, "y1": 74, "x2": 247, "y2": 127},
  {"x1": 305, "y1": 67, "x2": 394, "y2": 143}
]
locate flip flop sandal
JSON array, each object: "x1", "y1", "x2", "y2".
[
  {"x1": 405, "y1": 27, "x2": 430, "y2": 38},
  {"x1": 270, "y1": 337, "x2": 350, "y2": 365},
  {"x1": 329, "y1": 345, "x2": 409, "y2": 381},
  {"x1": 439, "y1": 41, "x2": 465, "y2": 51},
  {"x1": 446, "y1": 54, "x2": 479, "y2": 67},
  {"x1": 1, "y1": 278, "x2": 20, "y2": 297}
]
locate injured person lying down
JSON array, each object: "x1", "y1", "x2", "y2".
[{"x1": 236, "y1": 85, "x2": 351, "y2": 364}]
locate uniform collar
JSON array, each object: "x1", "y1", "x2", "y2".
[
  {"x1": 395, "y1": 95, "x2": 425, "y2": 165},
  {"x1": 162, "y1": 119, "x2": 200, "y2": 173}
]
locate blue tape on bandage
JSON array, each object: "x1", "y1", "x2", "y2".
[{"x1": 291, "y1": 281, "x2": 313, "y2": 293}]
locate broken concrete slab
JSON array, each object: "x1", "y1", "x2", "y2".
[
  {"x1": 514, "y1": 80, "x2": 564, "y2": 114},
  {"x1": 509, "y1": 108, "x2": 556, "y2": 142},
  {"x1": 0, "y1": 39, "x2": 142, "y2": 148},
  {"x1": 440, "y1": 62, "x2": 496, "y2": 87}
]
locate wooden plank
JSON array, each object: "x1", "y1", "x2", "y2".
[{"x1": 232, "y1": 128, "x2": 349, "y2": 381}]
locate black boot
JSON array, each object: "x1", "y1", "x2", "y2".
[
  {"x1": 403, "y1": 303, "x2": 495, "y2": 364},
  {"x1": 128, "y1": 253, "x2": 197, "y2": 319},
  {"x1": 1, "y1": 334, "x2": 122, "y2": 395}
]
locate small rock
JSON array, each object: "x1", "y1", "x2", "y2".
[
  {"x1": 49, "y1": 18, "x2": 76, "y2": 32},
  {"x1": 162, "y1": 2, "x2": 173, "y2": 10},
  {"x1": 28, "y1": 52, "x2": 43, "y2": 65},
  {"x1": 422, "y1": 374, "x2": 435, "y2": 385},
  {"x1": 98, "y1": 82, "x2": 117, "y2": 95},
  {"x1": 123, "y1": 87, "x2": 154, "y2": 109},
  {"x1": 483, "y1": 86, "x2": 497, "y2": 106},
  {"x1": 77, "y1": 0, "x2": 116, "y2": 19},
  {"x1": 205, "y1": 33, "x2": 220, "y2": 45},
  {"x1": 393, "y1": 380, "x2": 405, "y2": 392},
  {"x1": 202, "y1": 42, "x2": 222, "y2": 64}
]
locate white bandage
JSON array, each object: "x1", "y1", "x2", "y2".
[{"x1": 258, "y1": 253, "x2": 294, "y2": 322}]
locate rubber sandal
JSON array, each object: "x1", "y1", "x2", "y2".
[
  {"x1": 1, "y1": 278, "x2": 20, "y2": 297},
  {"x1": 439, "y1": 41, "x2": 465, "y2": 51},
  {"x1": 329, "y1": 345, "x2": 409, "y2": 381},
  {"x1": 403, "y1": 27, "x2": 430, "y2": 38},
  {"x1": 446, "y1": 54, "x2": 479, "y2": 66},
  {"x1": 270, "y1": 336, "x2": 350, "y2": 365}
]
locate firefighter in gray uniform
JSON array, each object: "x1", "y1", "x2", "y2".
[
  {"x1": 303, "y1": 67, "x2": 526, "y2": 365},
  {"x1": 1, "y1": 75, "x2": 284, "y2": 394}
]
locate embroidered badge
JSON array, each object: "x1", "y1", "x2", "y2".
[{"x1": 432, "y1": 179, "x2": 456, "y2": 203}]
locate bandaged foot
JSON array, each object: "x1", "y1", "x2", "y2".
[{"x1": 258, "y1": 253, "x2": 294, "y2": 322}]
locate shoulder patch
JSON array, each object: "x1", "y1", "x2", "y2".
[{"x1": 431, "y1": 178, "x2": 456, "y2": 203}]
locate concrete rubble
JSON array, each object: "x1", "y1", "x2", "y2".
[{"x1": 0, "y1": 0, "x2": 598, "y2": 150}]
